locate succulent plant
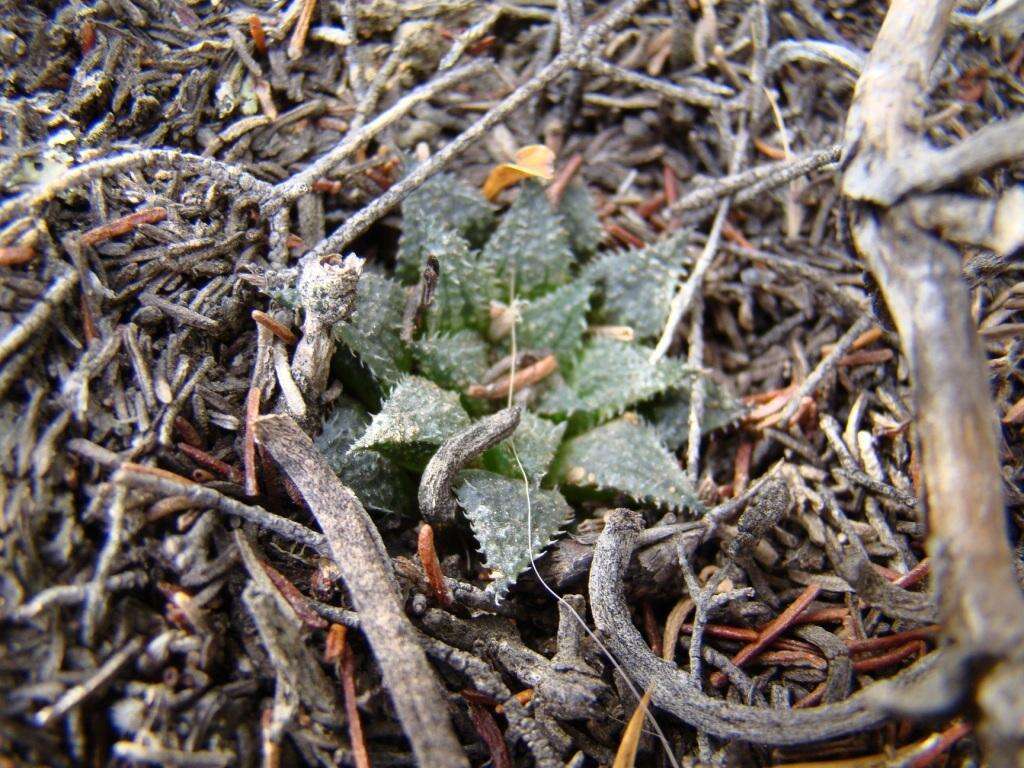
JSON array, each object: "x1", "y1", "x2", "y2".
[{"x1": 314, "y1": 173, "x2": 743, "y2": 597}]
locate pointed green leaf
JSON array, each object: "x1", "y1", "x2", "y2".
[
  {"x1": 316, "y1": 398, "x2": 415, "y2": 518},
  {"x1": 353, "y1": 375, "x2": 471, "y2": 470},
  {"x1": 483, "y1": 411, "x2": 567, "y2": 484},
  {"x1": 537, "y1": 337, "x2": 693, "y2": 423},
  {"x1": 480, "y1": 180, "x2": 573, "y2": 298},
  {"x1": 558, "y1": 181, "x2": 603, "y2": 257},
  {"x1": 552, "y1": 417, "x2": 702, "y2": 513},
  {"x1": 456, "y1": 469, "x2": 571, "y2": 598},
  {"x1": 584, "y1": 232, "x2": 687, "y2": 341},
  {"x1": 332, "y1": 271, "x2": 411, "y2": 387},
  {"x1": 397, "y1": 173, "x2": 495, "y2": 282},
  {"x1": 413, "y1": 330, "x2": 488, "y2": 391},
  {"x1": 513, "y1": 279, "x2": 591, "y2": 368},
  {"x1": 423, "y1": 226, "x2": 496, "y2": 335},
  {"x1": 644, "y1": 382, "x2": 746, "y2": 451}
]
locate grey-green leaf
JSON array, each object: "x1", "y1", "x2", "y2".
[
  {"x1": 558, "y1": 181, "x2": 603, "y2": 257},
  {"x1": 513, "y1": 279, "x2": 591, "y2": 368},
  {"x1": 456, "y1": 469, "x2": 572, "y2": 598},
  {"x1": 397, "y1": 173, "x2": 495, "y2": 282},
  {"x1": 483, "y1": 410, "x2": 567, "y2": 484},
  {"x1": 584, "y1": 232, "x2": 688, "y2": 341},
  {"x1": 413, "y1": 330, "x2": 489, "y2": 391},
  {"x1": 332, "y1": 271, "x2": 411, "y2": 388},
  {"x1": 644, "y1": 382, "x2": 746, "y2": 451},
  {"x1": 480, "y1": 180, "x2": 573, "y2": 298},
  {"x1": 316, "y1": 398, "x2": 414, "y2": 518},
  {"x1": 537, "y1": 337, "x2": 693, "y2": 423},
  {"x1": 353, "y1": 375, "x2": 472, "y2": 470},
  {"x1": 552, "y1": 417, "x2": 702, "y2": 513}
]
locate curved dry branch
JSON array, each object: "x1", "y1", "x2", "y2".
[
  {"x1": 419, "y1": 406, "x2": 521, "y2": 528},
  {"x1": 589, "y1": 509, "x2": 941, "y2": 746}
]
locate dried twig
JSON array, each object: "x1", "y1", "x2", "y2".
[{"x1": 256, "y1": 414, "x2": 469, "y2": 768}]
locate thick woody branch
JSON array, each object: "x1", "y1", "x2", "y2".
[{"x1": 256, "y1": 415, "x2": 469, "y2": 768}]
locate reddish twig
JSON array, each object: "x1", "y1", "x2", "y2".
[
  {"x1": 326, "y1": 625, "x2": 372, "y2": 768},
  {"x1": 418, "y1": 523, "x2": 452, "y2": 607},
  {"x1": 909, "y1": 721, "x2": 972, "y2": 768},
  {"x1": 846, "y1": 626, "x2": 940, "y2": 654},
  {"x1": 0, "y1": 245, "x2": 36, "y2": 266},
  {"x1": 79, "y1": 207, "x2": 167, "y2": 247},
  {"x1": 546, "y1": 154, "x2": 584, "y2": 206},
  {"x1": 467, "y1": 702, "x2": 512, "y2": 768},
  {"x1": 259, "y1": 560, "x2": 329, "y2": 630},
  {"x1": 466, "y1": 355, "x2": 557, "y2": 400},
  {"x1": 252, "y1": 310, "x2": 298, "y2": 345},
  {"x1": 177, "y1": 442, "x2": 243, "y2": 484},
  {"x1": 642, "y1": 602, "x2": 664, "y2": 657},
  {"x1": 837, "y1": 348, "x2": 894, "y2": 367},
  {"x1": 173, "y1": 416, "x2": 203, "y2": 448},
  {"x1": 244, "y1": 386, "x2": 261, "y2": 497},
  {"x1": 852, "y1": 640, "x2": 926, "y2": 674},
  {"x1": 249, "y1": 14, "x2": 267, "y2": 55},
  {"x1": 605, "y1": 222, "x2": 644, "y2": 248},
  {"x1": 710, "y1": 583, "x2": 820, "y2": 688}
]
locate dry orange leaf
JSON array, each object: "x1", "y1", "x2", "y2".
[
  {"x1": 612, "y1": 689, "x2": 652, "y2": 768},
  {"x1": 482, "y1": 144, "x2": 555, "y2": 201}
]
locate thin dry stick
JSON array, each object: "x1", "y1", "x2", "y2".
[
  {"x1": 35, "y1": 636, "x2": 145, "y2": 726},
  {"x1": 589, "y1": 509, "x2": 942, "y2": 745},
  {"x1": 0, "y1": 148, "x2": 271, "y2": 225},
  {"x1": 301, "y1": 0, "x2": 650, "y2": 259},
  {"x1": 779, "y1": 314, "x2": 873, "y2": 425},
  {"x1": 584, "y1": 56, "x2": 734, "y2": 109},
  {"x1": 256, "y1": 414, "x2": 469, "y2": 768},
  {"x1": 651, "y1": 201, "x2": 729, "y2": 362},
  {"x1": 0, "y1": 270, "x2": 78, "y2": 367},
  {"x1": 108, "y1": 463, "x2": 329, "y2": 555},
  {"x1": 668, "y1": 144, "x2": 841, "y2": 215},
  {"x1": 265, "y1": 60, "x2": 490, "y2": 214}
]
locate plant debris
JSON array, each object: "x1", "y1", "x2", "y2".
[{"x1": 1, "y1": 1, "x2": 1022, "y2": 766}]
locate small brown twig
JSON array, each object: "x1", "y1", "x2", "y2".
[
  {"x1": 418, "y1": 523, "x2": 453, "y2": 607},
  {"x1": 244, "y1": 386, "x2": 261, "y2": 497},
  {"x1": 251, "y1": 311, "x2": 297, "y2": 345},
  {"x1": 326, "y1": 625, "x2": 372, "y2": 768},
  {"x1": 79, "y1": 207, "x2": 167, "y2": 247},
  {"x1": 467, "y1": 702, "x2": 513, "y2": 768},
  {"x1": 0, "y1": 244, "x2": 36, "y2": 266},
  {"x1": 248, "y1": 14, "x2": 267, "y2": 55},
  {"x1": 546, "y1": 154, "x2": 584, "y2": 205},
  {"x1": 177, "y1": 442, "x2": 243, "y2": 484},
  {"x1": 466, "y1": 355, "x2": 557, "y2": 400}
]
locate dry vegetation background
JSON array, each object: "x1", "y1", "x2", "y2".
[{"x1": 1, "y1": 1, "x2": 1024, "y2": 767}]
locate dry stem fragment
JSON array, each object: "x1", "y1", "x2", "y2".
[{"x1": 256, "y1": 414, "x2": 469, "y2": 768}]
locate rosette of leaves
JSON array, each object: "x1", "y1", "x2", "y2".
[{"x1": 319, "y1": 176, "x2": 743, "y2": 597}]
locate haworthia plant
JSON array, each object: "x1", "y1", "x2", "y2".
[{"x1": 320, "y1": 176, "x2": 736, "y2": 595}]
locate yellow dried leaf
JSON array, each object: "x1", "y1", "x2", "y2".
[
  {"x1": 612, "y1": 689, "x2": 652, "y2": 768},
  {"x1": 482, "y1": 144, "x2": 555, "y2": 201}
]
